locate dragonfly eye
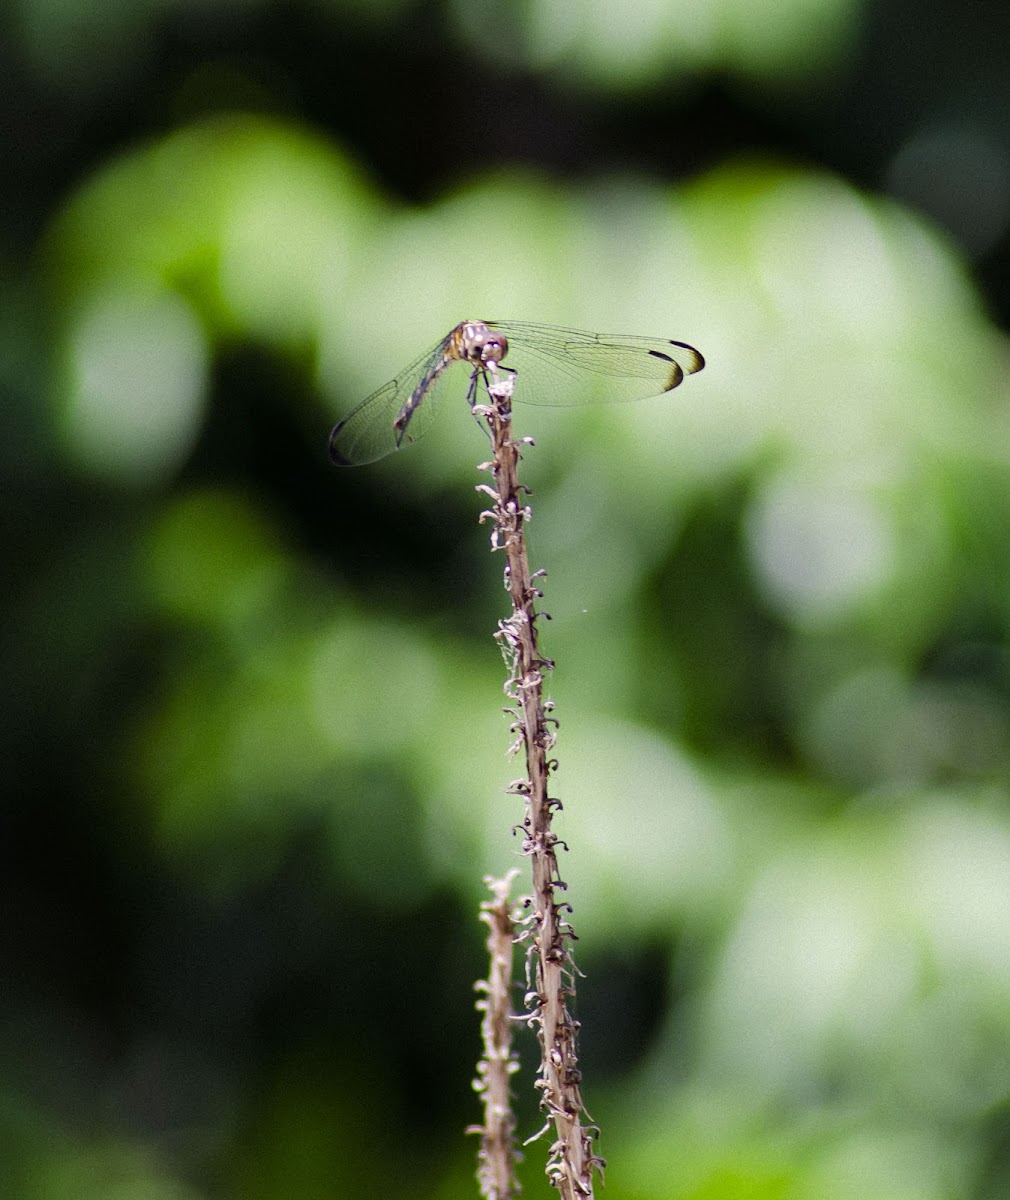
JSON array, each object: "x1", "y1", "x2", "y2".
[
  {"x1": 481, "y1": 332, "x2": 509, "y2": 365},
  {"x1": 459, "y1": 321, "x2": 509, "y2": 366}
]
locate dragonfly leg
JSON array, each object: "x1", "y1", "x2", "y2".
[{"x1": 467, "y1": 367, "x2": 495, "y2": 445}]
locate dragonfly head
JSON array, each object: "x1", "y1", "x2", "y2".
[{"x1": 459, "y1": 320, "x2": 509, "y2": 367}]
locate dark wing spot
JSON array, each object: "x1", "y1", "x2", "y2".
[
  {"x1": 327, "y1": 420, "x2": 353, "y2": 467},
  {"x1": 669, "y1": 340, "x2": 706, "y2": 372},
  {"x1": 648, "y1": 348, "x2": 684, "y2": 390}
]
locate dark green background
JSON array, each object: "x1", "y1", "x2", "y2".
[{"x1": 5, "y1": 1, "x2": 1010, "y2": 1197}]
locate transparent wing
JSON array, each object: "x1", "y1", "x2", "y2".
[
  {"x1": 486, "y1": 320, "x2": 705, "y2": 408},
  {"x1": 328, "y1": 335, "x2": 469, "y2": 466}
]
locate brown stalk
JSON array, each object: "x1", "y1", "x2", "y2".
[
  {"x1": 473, "y1": 369, "x2": 605, "y2": 1199},
  {"x1": 470, "y1": 870, "x2": 522, "y2": 1200}
]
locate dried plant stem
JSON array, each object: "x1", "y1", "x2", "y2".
[
  {"x1": 475, "y1": 373, "x2": 604, "y2": 1200},
  {"x1": 470, "y1": 871, "x2": 522, "y2": 1200}
]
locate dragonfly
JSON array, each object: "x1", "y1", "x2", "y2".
[{"x1": 327, "y1": 319, "x2": 705, "y2": 466}]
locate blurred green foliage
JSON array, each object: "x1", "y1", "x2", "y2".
[{"x1": 5, "y1": 1, "x2": 1010, "y2": 1198}]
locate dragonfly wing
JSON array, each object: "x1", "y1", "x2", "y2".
[
  {"x1": 486, "y1": 321, "x2": 704, "y2": 407},
  {"x1": 328, "y1": 376, "x2": 410, "y2": 466},
  {"x1": 328, "y1": 336, "x2": 463, "y2": 466}
]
